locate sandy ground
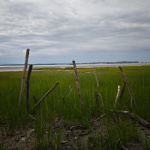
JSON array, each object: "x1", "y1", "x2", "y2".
[{"x1": 0, "y1": 63, "x2": 150, "y2": 72}]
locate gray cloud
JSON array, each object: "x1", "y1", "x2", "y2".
[{"x1": 0, "y1": 0, "x2": 150, "y2": 64}]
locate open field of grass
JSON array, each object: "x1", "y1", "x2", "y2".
[{"x1": 0, "y1": 65, "x2": 150, "y2": 149}]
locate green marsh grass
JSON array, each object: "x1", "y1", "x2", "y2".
[
  {"x1": 0, "y1": 65, "x2": 150, "y2": 148},
  {"x1": 88, "y1": 120, "x2": 140, "y2": 150}
]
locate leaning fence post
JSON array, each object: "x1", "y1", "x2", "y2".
[
  {"x1": 72, "y1": 60, "x2": 83, "y2": 105},
  {"x1": 94, "y1": 68, "x2": 99, "y2": 87},
  {"x1": 18, "y1": 49, "x2": 30, "y2": 106},
  {"x1": 26, "y1": 64, "x2": 33, "y2": 112},
  {"x1": 31, "y1": 82, "x2": 59, "y2": 111},
  {"x1": 119, "y1": 81, "x2": 126, "y2": 100},
  {"x1": 119, "y1": 66, "x2": 136, "y2": 109}
]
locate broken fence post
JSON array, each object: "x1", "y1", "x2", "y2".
[
  {"x1": 26, "y1": 64, "x2": 33, "y2": 112},
  {"x1": 31, "y1": 82, "x2": 59, "y2": 111},
  {"x1": 119, "y1": 81, "x2": 126, "y2": 100},
  {"x1": 72, "y1": 60, "x2": 83, "y2": 105},
  {"x1": 119, "y1": 66, "x2": 136, "y2": 109},
  {"x1": 94, "y1": 67, "x2": 99, "y2": 87},
  {"x1": 114, "y1": 85, "x2": 121, "y2": 108},
  {"x1": 18, "y1": 49, "x2": 30, "y2": 106},
  {"x1": 93, "y1": 114, "x2": 106, "y2": 122},
  {"x1": 119, "y1": 110, "x2": 150, "y2": 128},
  {"x1": 121, "y1": 145, "x2": 129, "y2": 150}
]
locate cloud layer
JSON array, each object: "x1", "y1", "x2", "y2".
[{"x1": 0, "y1": 0, "x2": 150, "y2": 64}]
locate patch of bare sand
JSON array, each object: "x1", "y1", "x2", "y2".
[{"x1": 0, "y1": 63, "x2": 150, "y2": 72}]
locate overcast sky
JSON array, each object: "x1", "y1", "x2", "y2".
[{"x1": 0, "y1": 0, "x2": 150, "y2": 64}]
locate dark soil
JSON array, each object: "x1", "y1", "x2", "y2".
[{"x1": 0, "y1": 116, "x2": 150, "y2": 150}]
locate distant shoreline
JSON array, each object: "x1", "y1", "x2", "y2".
[{"x1": 0, "y1": 62, "x2": 150, "y2": 72}]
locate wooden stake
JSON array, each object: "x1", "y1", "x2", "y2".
[
  {"x1": 135, "y1": 115, "x2": 150, "y2": 128},
  {"x1": 72, "y1": 60, "x2": 83, "y2": 105},
  {"x1": 18, "y1": 49, "x2": 30, "y2": 106},
  {"x1": 119, "y1": 66, "x2": 136, "y2": 109},
  {"x1": 94, "y1": 67, "x2": 99, "y2": 87},
  {"x1": 93, "y1": 114, "x2": 106, "y2": 122},
  {"x1": 114, "y1": 85, "x2": 121, "y2": 108},
  {"x1": 119, "y1": 81, "x2": 126, "y2": 100},
  {"x1": 121, "y1": 145, "x2": 129, "y2": 150},
  {"x1": 26, "y1": 64, "x2": 33, "y2": 112},
  {"x1": 32, "y1": 82, "x2": 59, "y2": 110},
  {"x1": 119, "y1": 110, "x2": 150, "y2": 128}
]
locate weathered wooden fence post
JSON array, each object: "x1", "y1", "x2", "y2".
[
  {"x1": 94, "y1": 67, "x2": 99, "y2": 87},
  {"x1": 18, "y1": 49, "x2": 30, "y2": 106},
  {"x1": 32, "y1": 82, "x2": 59, "y2": 111},
  {"x1": 114, "y1": 85, "x2": 121, "y2": 108},
  {"x1": 119, "y1": 66, "x2": 136, "y2": 109},
  {"x1": 119, "y1": 81, "x2": 126, "y2": 100},
  {"x1": 26, "y1": 64, "x2": 33, "y2": 112},
  {"x1": 72, "y1": 60, "x2": 83, "y2": 105}
]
